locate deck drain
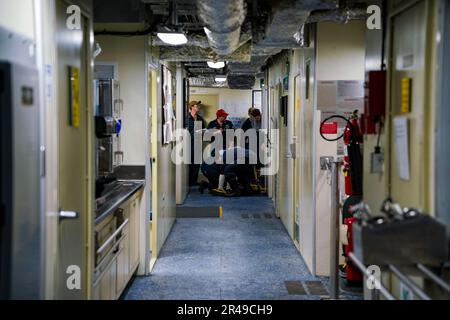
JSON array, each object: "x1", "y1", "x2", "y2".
[
  {"x1": 253, "y1": 214, "x2": 261, "y2": 219},
  {"x1": 264, "y1": 214, "x2": 274, "y2": 219},
  {"x1": 304, "y1": 281, "x2": 329, "y2": 296},
  {"x1": 284, "y1": 281, "x2": 307, "y2": 295},
  {"x1": 241, "y1": 214, "x2": 249, "y2": 219}
]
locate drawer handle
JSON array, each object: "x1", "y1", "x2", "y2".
[{"x1": 96, "y1": 219, "x2": 129, "y2": 255}]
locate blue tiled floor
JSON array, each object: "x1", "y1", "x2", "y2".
[{"x1": 124, "y1": 187, "x2": 354, "y2": 300}]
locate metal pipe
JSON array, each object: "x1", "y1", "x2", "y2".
[
  {"x1": 348, "y1": 252, "x2": 396, "y2": 300},
  {"x1": 329, "y1": 160, "x2": 342, "y2": 299},
  {"x1": 197, "y1": 0, "x2": 246, "y2": 56},
  {"x1": 389, "y1": 264, "x2": 432, "y2": 300},
  {"x1": 417, "y1": 264, "x2": 450, "y2": 294}
]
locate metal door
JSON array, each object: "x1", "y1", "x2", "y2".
[
  {"x1": 55, "y1": 0, "x2": 90, "y2": 299},
  {"x1": 293, "y1": 74, "x2": 302, "y2": 244},
  {"x1": 389, "y1": 1, "x2": 427, "y2": 208}
]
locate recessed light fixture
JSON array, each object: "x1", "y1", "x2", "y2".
[
  {"x1": 215, "y1": 75, "x2": 227, "y2": 83},
  {"x1": 156, "y1": 32, "x2": 188, "y2": 45},
  {"x1": 207, "y1": 61, "x2": 225, "y2": 69}
]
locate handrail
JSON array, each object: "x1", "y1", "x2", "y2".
[
  {"x1": 349, "y1": 252, "x2": 450, "y2": 300},
  {"x1": 348, "y1": 252, "x2": 396, "y2": 300},
  {"x1": 417, "y1": 264, "x2": 450, "y2": 294},
  {"x1": 388, "y1": 265, "x2": 432, "y2": 300}
]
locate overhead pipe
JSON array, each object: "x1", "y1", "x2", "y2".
[
  {"x1": 197, "y1": 0, "x2": 246, "y2": 56},
  {"x1": 306, "y1": 7, "x2": 368, "y2": 24}
]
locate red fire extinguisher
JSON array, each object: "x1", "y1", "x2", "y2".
[
  {"x1": 344, "y1": 217, "x2": 363, "y2": 284},
  {"x1": 343, "y1": 111, "x2": 363, "y2": 196},
  {"x1": 320, "y1": 111, "x2": 364, "y2": 286}
]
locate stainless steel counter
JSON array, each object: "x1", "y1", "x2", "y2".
[{"x1": 95, "y1": 180, "x2": 144, "y2": 225}]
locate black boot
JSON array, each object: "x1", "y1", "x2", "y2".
[{"x1": 198, "y1": 181, "x2": 209, "y2": 194}]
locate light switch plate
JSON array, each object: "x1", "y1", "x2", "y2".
[
  {"x1": 371, "y1": 152, "x2": 384, "y2": 173},
  {"x1": 320, "y1": 156, "x2": 334, "y2": 171}
]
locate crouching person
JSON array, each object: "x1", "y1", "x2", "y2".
[
  {"x1": 220, "y1": 146, "x2": 258, "y2": 197},
  {"x1": 199, "y1": 162, "x2": 222, "y2": 194}
]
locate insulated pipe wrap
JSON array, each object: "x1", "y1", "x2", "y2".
[{"x1": 197, "y1": 0, "x2": 247, "y2": 56}]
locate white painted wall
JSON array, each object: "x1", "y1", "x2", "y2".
[
  {"x1": 316, "y1": 21, "x2": 366, "y2": 81},
  {"x1": 0, "y1": 0, "x2": 35, "y2": 39},
  {"x1": 95, "y1": 35, "x2": 147, "y2": 165}
]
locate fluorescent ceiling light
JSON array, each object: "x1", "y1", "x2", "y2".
[
  {"x1": 215, "y1": 75, "x2": 227, "y2": 83},
  {"x1": 156, "y1": 32, "x2": 188, "y2": 45},
  {"x1": 207, "y1": 61, "x2": 225, "y2": 69}
]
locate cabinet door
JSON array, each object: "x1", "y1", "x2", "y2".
[
  {"x1": 99, "y1": 258, "x2": 117, "y2": 300},
  {"x1": 116, "y1": 232, "x2": 130, "y2": 297},
  {"x1": 129, "y1": 197, "x2": 140, "y2": 271}
]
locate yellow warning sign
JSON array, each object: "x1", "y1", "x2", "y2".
[
  {"x1": 401, "y1": 78, "x2": 412, "y2": 114},
  {"x1": 69, "y1": 66, "x2": 80, "y2": 128}
]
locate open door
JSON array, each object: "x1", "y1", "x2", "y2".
[{"x1": 54, "y1": 0, "x2": 91, "y2": 299}]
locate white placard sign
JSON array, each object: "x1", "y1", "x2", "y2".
[{"x1": 393, "y1": 116, "x2": 410, "y2": 181}]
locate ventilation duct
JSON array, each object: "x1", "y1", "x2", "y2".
[
  {"x1": 306, "y1": 7, "x2": 368, "y2": 24},
  {"x1": 227, "y1": 74, "x2": 256, "y2": 90},
  {"x1": 189, "y1": 76, "x2": 228, "y2": 88},
  {"x1": 159, "y1": 42, "x2": 252, "y2": 62},
  {"x1": 197, "y1": 0, "x2": 247, "y2": 56}
]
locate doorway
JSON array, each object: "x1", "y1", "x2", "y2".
[{"x1": 293, "y1": 74, "x2": 302, "y2": 246}]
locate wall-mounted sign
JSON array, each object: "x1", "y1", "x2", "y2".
[
  {"x1": 321, "y1": 122, "x2": 338, "y2": 134},
  {"x1": 252, "y1": 90, "x2": 262, "y2": 109},
  {"x1": 317, "y1": 80, "x2": 364, "y2": 113},
  {"x1": 69, "y1": 66, "x2": 80, "y2": 128},
  {"x1": 401, "y1": 77, "x2": 412, "y2": 113},
  {"x1": 393, "y1": 116, "x2": 410, "y2": 181}
]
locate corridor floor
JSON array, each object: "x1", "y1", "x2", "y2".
[{"x1": 124, "y1": 187, "x2": 356, "y2": 300}]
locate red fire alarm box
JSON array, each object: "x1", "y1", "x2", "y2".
[{"x1": 362, "y1": 70, "x2": 386, "y2": 134}]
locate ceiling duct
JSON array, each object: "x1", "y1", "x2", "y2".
[
  {"x1": 225, "y1": 0, "x2": 338, "y2": 82},
  {"x1": 159, "y1": 42, "x2": 252, "y2": 62},
  {"x1": 228, "y1": 55, "x2": 271, "y2": 75},
  {"x1": 227, "y1": 74, "x2": 256, "y2": 90},
  {"x1": 197, "y1": 0, "x2": 247, "y2": 56},
  {"x1": 306, "y1": 6, "x2": 368, "y2": 24},
  {"x1": 189, "y1": 76, "x2": 228, "y2": 88}
]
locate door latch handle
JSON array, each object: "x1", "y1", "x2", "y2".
[{"x1": 59, "y1": 211, "x2": 79, "y2": 220}]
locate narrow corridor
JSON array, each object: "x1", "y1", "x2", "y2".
[
  {"x1": 124, "y1": 188, "x2": 359, "y2": 300},
  {"x1": 3, "y1": 0, "x2": 450, "y2": 303}
]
